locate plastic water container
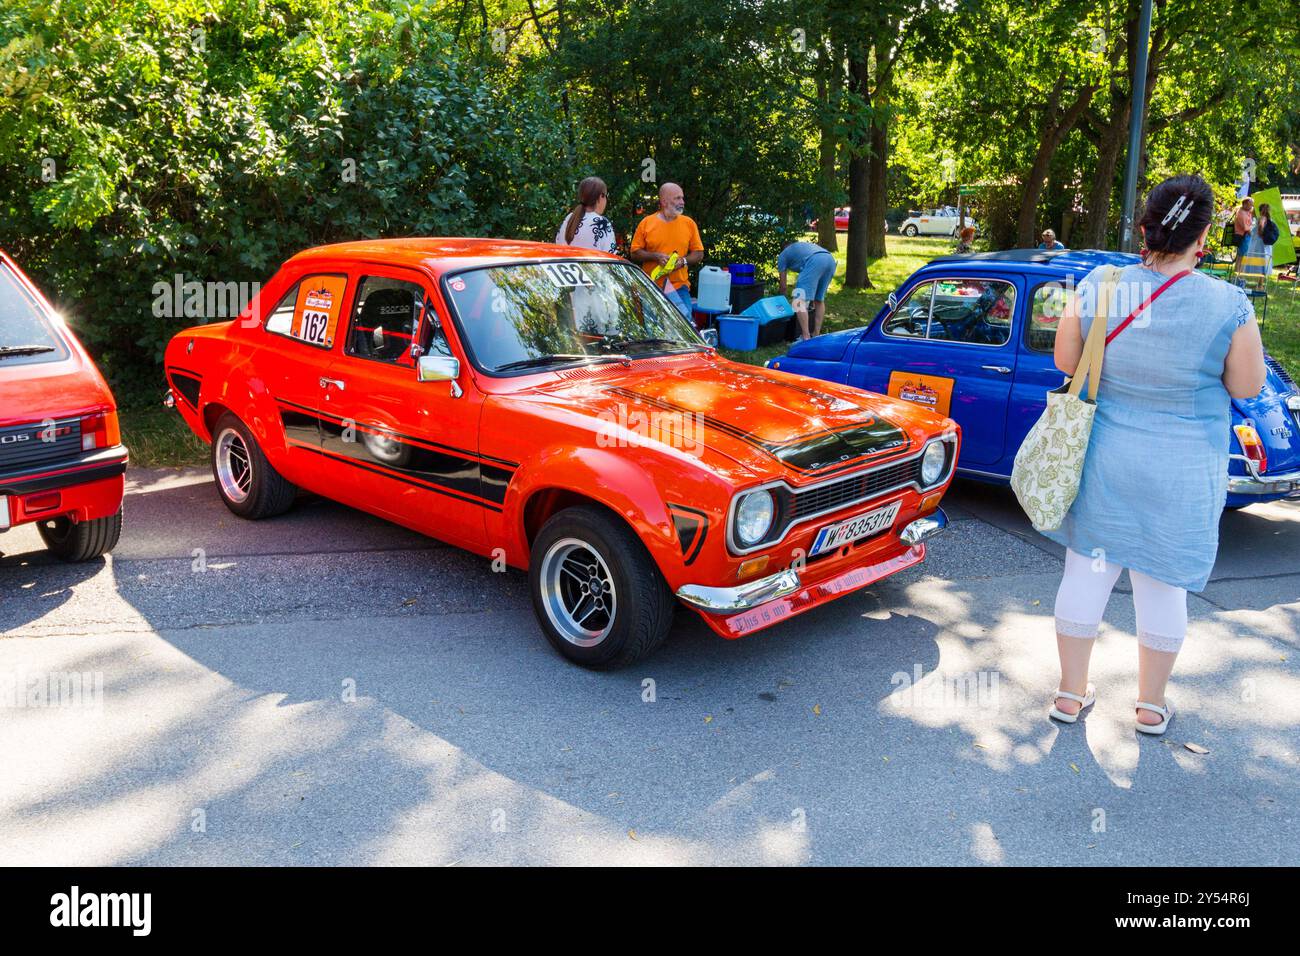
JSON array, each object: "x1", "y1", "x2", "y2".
[
  {"x1": 696, "y1": 266, "x2": 732, "y2": 312},
  {"x1": 717, "y1": 315, "x2": 759, "y2": 350},
  {"x1": 740, "y1": 295, "x2": 795, "y2": 322}
]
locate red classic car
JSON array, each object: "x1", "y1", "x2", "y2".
[
  {"x1": 0, "y1": 251, "x2": 127, "y2": 560},
  {"x1": 163, "y1": 239, "x2": 959, "y2": 667}
]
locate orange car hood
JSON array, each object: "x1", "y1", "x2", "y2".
[{"x1": 518, "y1": 355, "x2": 937, "y2": 480}]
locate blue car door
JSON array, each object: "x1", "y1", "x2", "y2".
[
  {"x1": 1008, "y1": 279, "x2": 1072, "y2": 470},
  {"x1": 848, "y1": 272, "x2": 1021, "y2": 467}
]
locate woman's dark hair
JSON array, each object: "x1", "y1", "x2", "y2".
[
  {"x1": 1258, "y1": 202, "x2": 1271, "y2": 224},
  {"x1": 1138, "y1": 174, "x2": 1214, "y2": 257},
  {"x1": 563, "y1": 176, "x2": 608, "y2": 244}
]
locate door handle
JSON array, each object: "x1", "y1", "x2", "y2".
[
  {"x1": 319, "y1": 377, "x2": 345, "y2": 391},
  {"x1": 981, "y1": 365, "x2": 1011, "y2": 374}
]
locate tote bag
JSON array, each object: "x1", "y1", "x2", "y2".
[{"x1": 1010, "y1": 267, "x2": 1120, "y2": 531}]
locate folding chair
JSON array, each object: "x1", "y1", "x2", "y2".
[{"x1": 1233, "y1": 254, "x2": 1270, "y2": 324}]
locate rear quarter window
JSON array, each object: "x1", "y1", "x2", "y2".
[{"x1": 1027, "y1": 281, "x2": 1072, "y2": 353}]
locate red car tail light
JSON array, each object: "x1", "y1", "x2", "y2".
[
  {"x1": 80, "y1": 409, "x2": 121, "y2": 451},
  {"x1": 1233, "y1": 423, "x2": 1267, "y2": 473}
]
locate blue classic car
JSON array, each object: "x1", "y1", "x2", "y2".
[{"x1": 766, "y1": 249, "x2": 1300, "y2": 508}]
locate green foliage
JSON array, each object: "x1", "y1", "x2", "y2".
[
  {"x1": 2, "y1": 0, "x2": 1297, "y2": 407},
  {"x1": 0, "y1": 0, "x2": 573, "y2": 402}
]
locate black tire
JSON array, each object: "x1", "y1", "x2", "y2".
[
  {"x1": 38, "y1": 508, "x2": 122, "y2": 562},
  {"x1": 529, "y1": 505, "x2": 675, "y2": 669},
  {"x1": 903, "y1": 224, "x2": 918, "y2": 237},
  {"x1": 211, "y1": 412, "x2": 297, "y2": 519}
]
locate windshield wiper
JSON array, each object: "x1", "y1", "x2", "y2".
[
  {"x1": 0, "y1": 345, "x2": 56, "y2": 357},
  {"x1": 494, "y1": 353, "x2": 631, "y2": 373},
  {"x1": 607, "y1": 336, "x2": 699, "y2": 352}
]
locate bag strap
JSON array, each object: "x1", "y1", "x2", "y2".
[
  {"x1": 1067, "y1": 267, "x2": 1119, "y2": 401},
  {"x1": 1105, "y1": 268, "x2": 1191, "y2": 344}
]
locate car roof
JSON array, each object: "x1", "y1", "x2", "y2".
[
  {"x1": 923, "y1": 247, "x2": 1138, "y2": 278},
  {"x1": 285, "y1": 237, "x2": 621, "y2": 275}
]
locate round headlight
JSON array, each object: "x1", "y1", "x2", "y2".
[
  {"x1": 735, "y1": 490, "x2": 776, "y2": 547},
  {"x1": 921, "y1": 441, "x2": 948, "y2": 486}
]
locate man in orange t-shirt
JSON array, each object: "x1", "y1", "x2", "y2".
[{"x1": 629, "y1": 182, "x2": 705, "y2": 318}]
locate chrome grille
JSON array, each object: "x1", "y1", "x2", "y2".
[
  {"x1": 0, "y1": 418, "x2": 82, "y2": 473},
  {"x1": 787, "y1": 458, "x2": 922, "y2": 520}
]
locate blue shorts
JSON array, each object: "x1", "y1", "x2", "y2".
[
  {"x1": 793, "y1": 252, "x2": 836, "y2": 305},
  {"x1": 665, "y1": 284, "x2": 693, "y2": 318}
]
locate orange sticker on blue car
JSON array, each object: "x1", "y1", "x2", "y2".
[{"x1": 888, "y1": 371, "x2": 954, "y2": 417}]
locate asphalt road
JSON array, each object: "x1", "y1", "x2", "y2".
[{"x1": 1, "y1": 466, "x2": 1297, "y2": 865}]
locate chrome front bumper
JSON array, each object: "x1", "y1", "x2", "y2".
[
  {"x1": 1227, "y1": 455, "x2": 1300, "y2": 497},
  {"x1": 677, "y1": 510, "x2": 949, "y2": 613}
]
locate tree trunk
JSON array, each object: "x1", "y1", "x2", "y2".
[
  {"x1": 1016, "y1": 81, "x2": 1095, "y2": 247},
  {"x1": 846, "y1": 154, "x2": 871, "y2": 287},
  {"x1": 844, "y1": 52, "x2": 871, "y2": 288},
  {"x1": 865, "y1": 101, "x2": 888, "y2": 262},
  {"x1": 814, "y1": 40, "x2": 840, "y2": 251},
  {"x1": 1082, "y1": 103, "x2": 1129, "y2": 249}
]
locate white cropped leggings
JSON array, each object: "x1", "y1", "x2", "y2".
[{"x1": 1054, "y1": 548, "x2": 1188, "y2": 653}]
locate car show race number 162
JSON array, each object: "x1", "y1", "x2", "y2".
[{"x1": 291, "y1": 275, "x2": 348, "y2": 347}]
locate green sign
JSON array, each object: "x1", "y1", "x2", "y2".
[{"x1": 1250, "y1": 186, "x2": 1295, "y2": 268}]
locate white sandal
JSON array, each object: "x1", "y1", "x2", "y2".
[
  {"x1": 1135, "y1": 700, "x2": 1174, "y2": 735},
  {"x1": 1048, "y1": 684, "x2": 1096, "y2": 724}
]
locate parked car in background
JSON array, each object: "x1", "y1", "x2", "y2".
[
  {"x1": 0, "y1": 250, "x2": 127, "y2": 560},
  {"x1": 900, "y1": 207, "x2": 981, "y2": 238},
  {"x1": 766, "y1": 249, "x2": 1300, "y2": 508},
  {"x1": 808, "y1": 207, "x2": 888, "y2": 234},
  {"x1": 163, "y1": 238, "x2": 959, "y2": 668}
]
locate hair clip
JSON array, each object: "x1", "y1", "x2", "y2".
[{"x1": 1162, "y1": 194, "x2": 1193, "y2": 230}]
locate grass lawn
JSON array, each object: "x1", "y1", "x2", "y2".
[
  {"x1": 119, "y1": 233, "x2": 1300, "y2": 467},
  {"x1": 120, "y1": 404, "x2": 208, "y2": 468}
]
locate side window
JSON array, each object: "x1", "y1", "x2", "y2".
[
  {"x1": 264, "y1": 285, "x2": 297, "y2": 335},
  {"x1": 925, "y1": 279, "x2": 1014, "y2": 346},
  {"x1": 882, "y1": 281, "x2": 935, "y2": 338},
  {"x1": 1028, "y1": 282, "x2": 1071, "y2": 352},
  {"x1": 347, "y1": 276, "x2": 446, "y2": 367},
  {"x1": 263, "y1": 274, "x2": 348, "y2": 349}
]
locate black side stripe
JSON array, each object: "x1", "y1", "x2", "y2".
[
  {"x1": 274, "y1": 397, "x2": 519, "y2": 468},
  {"x1": 288, "y1": 441, "x2": 504, "y2": 513},
  {"x1": 275, "y1": 399, "x2": 515, "y2": 509}
]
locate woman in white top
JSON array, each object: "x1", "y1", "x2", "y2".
[{"x1": 556, "y1": 176, "x2": 618, "y2": 254}]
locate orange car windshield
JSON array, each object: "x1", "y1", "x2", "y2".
[
  {"x1": 0, "y1": 262, "x2": 67, "y2": 363},
  {"x1": 443, "y1": 261, "x2": 704, "y2": 374}
]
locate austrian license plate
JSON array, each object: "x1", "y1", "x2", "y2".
[{"x1": 809, "y1": 500, "x2": 901, "y2": 557}]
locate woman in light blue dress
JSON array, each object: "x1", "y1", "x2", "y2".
[{"x1": 1044, "y1": 175, "x2": 1267, "y2": 735}]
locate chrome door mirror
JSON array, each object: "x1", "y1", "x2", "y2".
[
  {"x1": 417, "y1": 355, "x2": 459, "y2": 383},
  {"x1": 700, "y1": 327, "x2": 719, "y2": 348}
]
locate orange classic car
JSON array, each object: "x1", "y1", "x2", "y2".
[{"x1": 163, "y1": 239, "x2": 959, "y2": 667}]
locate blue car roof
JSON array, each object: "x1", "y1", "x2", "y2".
[{"x1": 922, "y1": 248, "x2": 1138, "y2": 279}]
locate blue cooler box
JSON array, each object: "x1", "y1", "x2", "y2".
[
  {"x1": 717, "y1": 315, "x2": 759, "y2": 350},
  {"x1": 739, "y1": 295, "x2": 795, "y2": 323}
]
